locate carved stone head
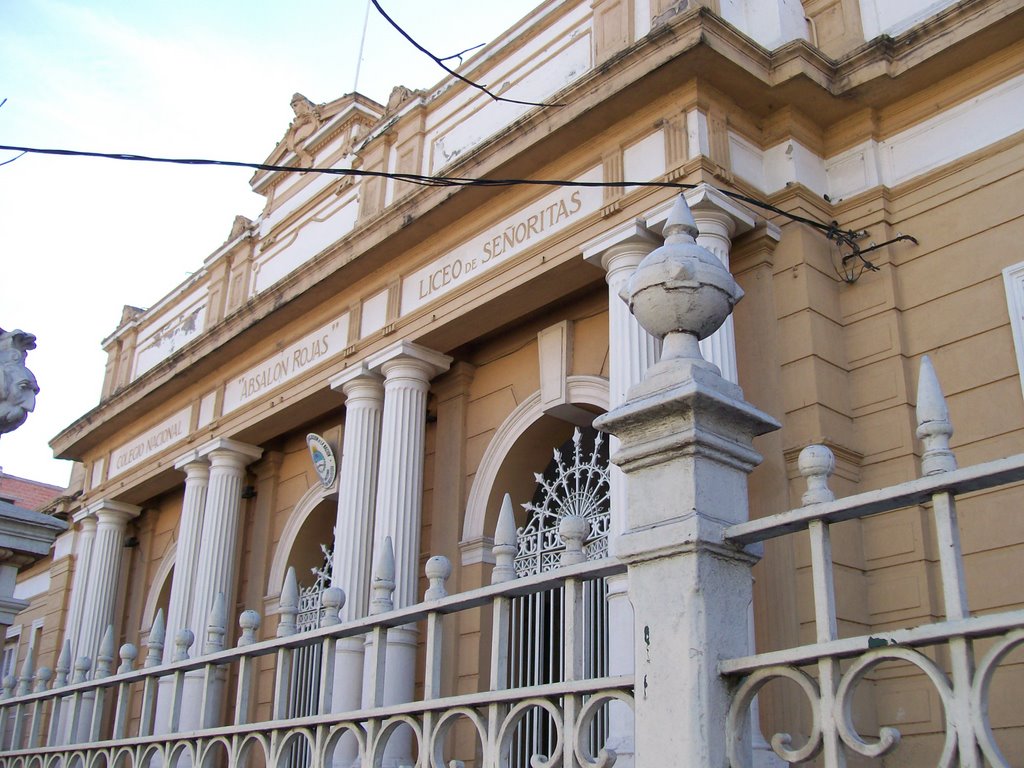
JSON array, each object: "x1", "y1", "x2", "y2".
[{"x1": 0, "y1": 328, "x2": 39, "y2": 436}]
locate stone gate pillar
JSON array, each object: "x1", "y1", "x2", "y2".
[{"x1": 595, "y1": 195, "x2": 779, "y2": 766}]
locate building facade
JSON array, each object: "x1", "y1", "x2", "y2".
[{"x1": 4, "y1": 0, "x2": 1024, "y2": 764}]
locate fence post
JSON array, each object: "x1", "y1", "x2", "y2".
[{"x1": 595, "y1": 195, "x2": 779, "y2": 767}]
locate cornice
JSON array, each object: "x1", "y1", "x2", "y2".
[{"x1": 50, "y1": 0, "x2": 1022, "y2": 460}]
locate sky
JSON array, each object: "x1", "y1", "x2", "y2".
[{"x1": 0, "y1": 0, "x2": 542, "y2": 487}]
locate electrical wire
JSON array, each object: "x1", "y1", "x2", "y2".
[
  {"x1": 0, "y1": 142, "x2": 856, "y2": 240},
  {"x1": 369, "y1": 0, "x2": 564, "y2": 109}
]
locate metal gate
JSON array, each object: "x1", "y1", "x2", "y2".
[
  {"x1": 286, "y1": 544, "x2": 333, "y2": 768},
  {"x1": 509, "y1": 427, "x2": 610, "y2": 768}
]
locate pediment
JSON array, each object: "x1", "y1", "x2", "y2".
[{"x1": 251, "y1": 92, "x2": 386, "y2": 193}]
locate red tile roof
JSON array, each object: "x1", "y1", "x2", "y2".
[{"x1": 0, "y1": 471, "x2": 64, "y2": 511}]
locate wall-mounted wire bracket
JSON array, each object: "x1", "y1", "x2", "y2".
[{"x1": 827, "y1": 222, "x2": 919, "y2": 283}]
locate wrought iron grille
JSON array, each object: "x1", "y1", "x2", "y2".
[
  {"x1": 510, "y1": 427, "x2": 611, "y2": 768},
  {"x1": 286, "y1": 545, "x2": 333, "y2": 768}
]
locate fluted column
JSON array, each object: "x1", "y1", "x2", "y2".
[
  {"x1": 63, "y1": 516, "x2": 97, "y2": 658},
  {"x1": 367, "y1": 342, "x2": 452, "y2": 610},
  {"x1": 583, "y1": 220, "x2": 662, "y2": 540},
  {"x1": 688, "y1": 184, "x2": 756, "y2": 385},
  {"x1": 175, "y1": 438, "x2": 260, "y2": 731},
  {"x1": 328, "y1": 365, "x2": 384, "y2": 745},
  {"x1": 165, "y1": 455, "x2": 210, "y2": 661},
  {"x1": 76, "y1": 500, "x2": 140, "y2": 665},
  {"x1": 189, "y1": 438, "x2": 262, "y2": 648},
  {"x1": 583, "y1": 220, "x2": 661, "y2": 768},
  {"x1": 364, "y1": 341, "x2": 451, "y2": 767}
]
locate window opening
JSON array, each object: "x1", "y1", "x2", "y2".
[{"x1": 509, "y1": 426, "x2": 610, "y2": 768}]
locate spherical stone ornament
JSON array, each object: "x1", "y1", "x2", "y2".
[{"x1": 620, "y1": 195, "x2": 743, "y2": 367}]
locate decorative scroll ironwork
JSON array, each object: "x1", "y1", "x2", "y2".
[
  {"x1": 514, "y1": 427, "x2": 611, "y2": 577},
  {"x1": 721, "y1": 356, "x2": 1024, "y2": 767},
  {"x1": 0, "y1": 550, "x2": 629, "y2": 768}
]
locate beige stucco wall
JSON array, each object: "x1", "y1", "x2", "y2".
[{"x1": 17, "y1": 2, "x2": 1024, "y2": 760}]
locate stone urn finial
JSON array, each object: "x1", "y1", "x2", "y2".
[{"x1": 620, "y1": 195, "x2": 743, "y2": 375}]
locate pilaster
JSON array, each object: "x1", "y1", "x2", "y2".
[
  {"x1": 689, "y1": 184, "x2": 757, "y2": 385},
  {"x1": 583, "y1": 219, "x2": 662, "y2": 537}
]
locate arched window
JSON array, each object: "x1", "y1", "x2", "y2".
[{"x1": 509, "y1": 426, "x2": 610, "y2": 767}]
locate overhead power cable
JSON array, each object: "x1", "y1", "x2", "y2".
[
  {"x1": 0, "y1": 142, "x2": 854, "y2": 239},
  {"x1": 369, "y1": 0, "x2": 563, "y2": 109}
]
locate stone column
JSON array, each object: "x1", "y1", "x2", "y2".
[
  {"x1": 182, "y1": 438, "x2": 261, "y2": 729},
  {"x1": 63, "y1": 516, "x2": 97, "y2": 657},
  {"x1": 165, "y1": 455, "x2": 210, "y2": 659},
  {"x1": 154, "y1": 455, "x2": 211, "y2": 733},
  {"x1": 76, "y1": 500, "x2": 140, "y2": 665},
  {"x1": 582, "y1": 220, "x2": 661, "y2": 765},
  {"x1": 189, "y1": 439, "x2": 262, "y2": 644},
  {"x1": 364, "y1": 341, "x2": 451, "y2": 766},
  {"x1": 595, "y1": 195, "x2": 779, "y2": 766},
  {"x1": 328, "y1": 365, "x2": 384, "y2": 747},
  {"x1": 690, "y1": 184, "x2": 756, "y2": 384}
]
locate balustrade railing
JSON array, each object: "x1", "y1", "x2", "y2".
[
  {"x1": 721, "y1": 356, "x2": 1024, "y2": 767},
  {"x1": 0, "y1": 533, "x2": 630, "y2": 768}
]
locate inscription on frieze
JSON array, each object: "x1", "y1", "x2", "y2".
[
  {"x1": 222, "y1": 313, "x2": 350, "y2": 414},
  {"x1": 400, "y1": 167, "x2": 602, "y2": 315}
]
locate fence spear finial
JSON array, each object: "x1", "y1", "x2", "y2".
[
  {"x1": 34, "y1": 666, "x2": 52, "y2": 692},
  {"x1": 94, "y1": 624, "x2": 115, "y2": 678},
  {"x1": 370, "y1": 537, "x2": 396, "y2": 615},
  {"x1": 916, "y1": 355, "x2": 957, "y2": 475},
  {"x1": 118, "y1": 643, "x2": 138, "y2": 674},
  {"x1": 491, "y1": 493, "x2": 518, "y2": 584},
  {"x1": 321, "y1": 587, "x2": 345, "y2": 626},
  {"x1": 16, "y1": 639, "x2": 36, "y2": 695},
  {"x1": 559, "y1": 515, "x2": 590, "y2": 566},
  {"x1": 205, "y1": 592, "x2": 227, "y2": 654},
  {"x1": 54, "y1": 639, "x2": 72, "y2": 687},
  {"x1": 146, "y1": 608, "x2": 166, "y2": 667},
  {"x1": 278, "y1": 568, "x2": 299, "y2": 637},
  {"x1": 172, "y1": 629, "x2": 194, "y2": 662}
]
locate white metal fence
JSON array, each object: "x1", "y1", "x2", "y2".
[
  {"x1": 1, "y1": 354, "x2": 1022, "y2": 767},
  {"x1": 721, "y1": 357, "x2": 1024, "y2": 766},
  {"x1": 0, "y1": 543, "x2": 629, "y2": 768}
]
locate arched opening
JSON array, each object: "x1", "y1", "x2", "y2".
[
  {"x1": 140, "y1": 543, "x2": 175, "y2": 642},
  {"x1": 507, "y1": 426, "x2": 610, "y2": 768},
  {"x1": 279, "y1": 497, "x2": 335, "y2": 768}
]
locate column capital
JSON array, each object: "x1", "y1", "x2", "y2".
[
  {"x1": 84, "y1": 498, "x2": 141, "y2": 526},
  {"x1": 646, "y1": 183, "x2": 757, "y2": 239},
  {"x1": 582, "y1": 219, "x2": 661, "y2": 275},
  {"x1": 366, "y1": 340, "x2": 452, "y2": 382},
  {"x1": 330, "y1": 363, "x2": 385, "y2": 399},
  {"x1": 195, "y1": 437, "x2": 263, "y2": 468},
  {"x1": 173, "y1": 450, "x2": 211, "y2": 474}
]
